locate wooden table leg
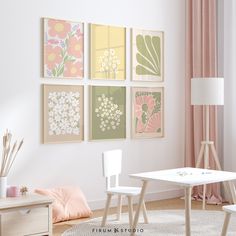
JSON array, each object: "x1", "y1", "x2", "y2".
[
  {"x1": 185, "y1": 187, "x2": 192, "y2": 236},
  {"x1": 228, "y1": 181, "x2": 236, "y2": 204},
  {"x1": 101, "y1": 194, "x2": 112, "y2": 227},
  {"x1": 131, "y1": 180, "x2": 148, "y2": 236},
  {"x1": 142, "y1": 200, "x2": 149, "y2": 224},
  {"x1": 202, "y1": 184, "x2": 206, "y2": 210},
  {"x1": 117, "y1": 195, "x2": 122, "y2": 220},
  {"x1": 127, "y1": 196, "x2": 134, "y2": 227},
  {"x1": 48, "y1": 204, "x2": 53, "y2": 236},
  {"x1": 221, "y1": 212, "x2": 231, "y2": 236}
]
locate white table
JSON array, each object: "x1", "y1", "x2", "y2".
[{"x1": 130, "y1": 167, "x2": 236, "y2": 236}]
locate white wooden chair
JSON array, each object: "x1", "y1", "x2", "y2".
[
  {"x1": 101, "y1": 149, "x2": 148, "y2": 227},
  {"x1": 221, "y1": 204, "x2": 236, "y2": 236}
]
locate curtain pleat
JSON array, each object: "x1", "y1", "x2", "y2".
[{"x1": 185, "y1": 0, "x2": 222, "y2": 204}]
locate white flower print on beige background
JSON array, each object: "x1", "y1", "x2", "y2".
[{"x1": 48, "y1": 91, "x2": 80, "y2": 136}]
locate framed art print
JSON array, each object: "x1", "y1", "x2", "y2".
[
  {"x1": 131, "y1": 87, "x2": 164, "y2": 138},
  {"x1": 43, "y1": 18, "x2": 84, "y2": 79},
  {"x1": 43, "y1": 85, "x2": 84, "y2": 143},
  {"x1": 90, "y1": 86, "x2": 126, "y2": 140},
  {"x1": 90, "y1": 24, "x2": 126, "y2": 80},
  {"x1": 131, "y1": 29, "x2": 164, "y2": 82}
]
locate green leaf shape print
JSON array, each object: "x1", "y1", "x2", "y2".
[{"x1": 136, "y1": 35, "x2": 161, "y2": 76}]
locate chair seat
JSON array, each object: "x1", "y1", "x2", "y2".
[
  {"x1": 106, "y1": 186, "x2": 141, "y2": 196},
  {"x1": 223, "y1": 204, "x2": 236, "y2": 213}
]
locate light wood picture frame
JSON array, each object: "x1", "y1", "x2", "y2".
[
  {"x1": 131, "y1": 87, "x2": 164, "y2": 138},
  {"x1": 89, "y1": 85, "x2": 126, "y2": 140},
  {"x1": 131, "y1": 29, "x2": 164, "y2": 82},
  {"x1": 43, "y1": 18, "x2": 84, "y2": 79}
]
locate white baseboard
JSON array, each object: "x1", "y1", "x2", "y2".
[{"x1": 88, "y1": 188, "x2": 184, "y2": 210}]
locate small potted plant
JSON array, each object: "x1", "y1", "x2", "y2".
[{"x1": 20, "y1": 186, "x2": 28, "y2": 196}]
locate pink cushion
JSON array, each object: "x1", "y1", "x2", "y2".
[{"x1": 35, "y1": 186, "x2": 92, "y2": 223}]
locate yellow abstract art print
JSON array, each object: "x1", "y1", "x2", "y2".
[{"x1": 90, "y1": 24, "x2": 126, "y2": 80}]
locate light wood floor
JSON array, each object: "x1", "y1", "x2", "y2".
[{"x1": 53, "y1": 198, "x2": 224, "y2": 236}]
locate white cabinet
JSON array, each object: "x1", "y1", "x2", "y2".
[{"x1": 0, "y1": 195, "x2": 53, "y2": 236}]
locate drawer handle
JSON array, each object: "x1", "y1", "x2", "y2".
[{"x1": 19, "y1": 209, "x2": 31, "y2": 215}]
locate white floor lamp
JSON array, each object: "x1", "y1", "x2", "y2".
[{"x1": 191, "y1": 77, "x2": 224, "y2": 209}]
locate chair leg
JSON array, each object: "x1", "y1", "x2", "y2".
[
  {"x1": 117, "y1": 195, "x2": 122, "y2": 220},
  {"x1": 101, "y1": 194, "x2": 112, "y2": 227},
  {"x1": 127, "y1": 196, "x2": 133, "y2": 227},
  {"x1": 142, "y1": 200, "x2": 148, "y2": 224},
  {"x1": 221, "y1": 212, "x2": 231, "y2": 236}
]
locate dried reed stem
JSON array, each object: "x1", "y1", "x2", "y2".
[
  {"x1": 6, "y1": 139, "x2": 23, "y2": 176},
  {"x1": 0, "y1": 130, "x2": 23, "y2": 177}
]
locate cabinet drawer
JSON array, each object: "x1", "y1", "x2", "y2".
[{"x1": 1, "y1": 206, "x2": 49, "y2": 236}]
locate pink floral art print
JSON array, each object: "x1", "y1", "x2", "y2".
[
  {"x1": 131, "y1": 87, "x2": 164, "y2": 138},
  {"x1": 43, "y1": 18, "x2": 84, "y2": 79}
]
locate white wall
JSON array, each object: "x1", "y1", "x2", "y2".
[{"x1": 0, "y1": 0, "x2": 185, "y2": 209}]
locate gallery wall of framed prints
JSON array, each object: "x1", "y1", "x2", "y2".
[{"x1": 41, "y1": 17, "x2": 164, "y2": 144}]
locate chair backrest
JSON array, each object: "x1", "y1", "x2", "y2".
[{"x1": 102, "y1": 149, "x2": 122, "y2": 189}]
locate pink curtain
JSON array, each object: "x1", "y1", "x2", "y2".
[{"x1": 185, "y1": 0, "x2": 222, "y2": 204}]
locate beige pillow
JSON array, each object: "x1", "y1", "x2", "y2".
[{"x1": 35, "y1": 186, "x2": 92, "y2": 223}]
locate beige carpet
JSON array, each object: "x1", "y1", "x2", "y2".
[{"x1": 62, "y1": 209, "x2": 236, "y2": 236}]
